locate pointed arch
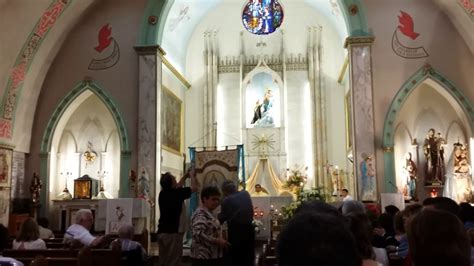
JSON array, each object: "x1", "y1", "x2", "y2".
[
  {"x1": 39, "y1": 80, "x2": 131, "y2": 216},
  {"x1": 382, "y1": 65, "x2": 474, "y2": 192},
  {"x1": 41, "y1": 80, "x2": 129, "y2": 153}
]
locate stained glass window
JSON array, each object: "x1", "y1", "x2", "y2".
[{"x1": 242, "y1": 0, "x2": 284, "y2": 35}]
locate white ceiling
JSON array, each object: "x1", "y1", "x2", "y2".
[{"x1": 161, "y1": 0, "x2": 347, "y2": 73}]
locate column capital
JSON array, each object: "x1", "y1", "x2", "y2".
[
  {"x1": 134, "y1": 45, "x2": 166, "y2": 56},
  {"x1": 0, "y1": 142, "x2": 15, "y2": 150},
  {"x1": 344, "y1": 36, "x2": 375, "y2": 48}
]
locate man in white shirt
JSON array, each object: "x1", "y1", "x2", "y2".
[
  {"x1": 64, "y1": 209, "x2": 109, "y2": 247},
  {"x1": 341, "y1": 189, "x2": 354, "y2": 202},
  {"x1": 38, "y1": 217, "x2": 55, "y2": 239}
]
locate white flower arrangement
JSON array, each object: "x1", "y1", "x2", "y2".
[{"x1": 252, "y1": 219, "x2": 264, "y2": 234}]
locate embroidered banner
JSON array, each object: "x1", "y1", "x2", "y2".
[{"x1": 194, "y1": 148, "x2": 240, "y2": 191}]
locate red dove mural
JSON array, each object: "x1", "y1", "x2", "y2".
[
  {"x1": 89, "y1": 23, "x2": 120, "y2": 70},
  {"x1": 94, "y1": 24, "x2": 112, "y2": 52},
  {"x1": 397, "y1": 11, "x2": 419, "y2": 40}
]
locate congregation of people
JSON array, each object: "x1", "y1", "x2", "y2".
[{"x1": 1, "y1": 168, "x2": 474, "y2": 266}]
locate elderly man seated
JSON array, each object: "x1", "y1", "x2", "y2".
[{"x1": 64, "y1": 209, "x2": 109, "y2": 247}]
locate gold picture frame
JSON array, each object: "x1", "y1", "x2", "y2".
[
  {"x1": 345, "y1": 91, "x2": 353, "y2": 151},
  {"x1": 161, "y1": 86, "x2": 183, "y2": 155}
]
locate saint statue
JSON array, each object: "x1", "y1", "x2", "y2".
[
  {"x1": 252, "y1": 88, "x2": 275, "y2": 127},
  {"x1": 251, "y1": 100, "x2": 262, "y2": 124},
  {"x1": 402, "y1": 152, "x2": 417, "y2": 200},
  {"x1": 423, "y1": 128, "x2": 445, "y2": 184},
  {"x1": 444, "y1": 141, "x2": 472, "y2": 203},
  {"x1": 138, "y1": 168, "x2": 154, "y2": 206},
  {"x1": 360, "y1": 153, "x2": 375, "y2": 201},
  {"x1": 30, "y1": 172, "x2": 42, "y2": 204}
]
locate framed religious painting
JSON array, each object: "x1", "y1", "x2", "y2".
[
  {"x1": 161, "y1": 86, "x2": 183, "y2": 155},
  {"x1": 0, "y1": 148, "x2": 12, "y2": 187}
]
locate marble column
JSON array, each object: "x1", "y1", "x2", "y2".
[
  {"x1": 345, "y1": 36, "x2": 377, "y2": 201},
  {"x1": 134, "y1": 45, "x2": 163, "y2": 231}
]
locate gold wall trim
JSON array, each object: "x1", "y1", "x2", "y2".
[
  {"x1": 134, "y1": 45, "x2": 165, "y2": 55},
  {"x1": 337, "y1": 55, "x2": 349, "y2": 84},
  {"x1": 344, "y1": 36, "x2": 375, "y2": 48},
  {"x1": 383, "y1": 146, "x2": 394, "y2": 153},
  {"x1": 160, "y1": 55, "x2": 192, "y2": 89},
  {"x1": 134, "y1": 45, "x2": 191, "y2": 89}
]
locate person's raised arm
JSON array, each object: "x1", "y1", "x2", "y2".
[
  {"x1": 176, "y1": 171, "x2": 188, "y2": 188},
  {"x1": 189, "y1": 166, "x2": 198, "y2": 192}
]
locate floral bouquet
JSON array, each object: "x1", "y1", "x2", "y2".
[
  {"x1": 281, "y1": 187, "x2": 327, "y2": 221},
  {"x1": 284, "y1": 164, "x2": 308, "y2": 191},
  {"x1": 252, "y1": 219, "x2": 264, "y2": 234}
]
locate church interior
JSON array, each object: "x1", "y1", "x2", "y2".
[{"x1": 0, "y1": 0, "x2": 473, "y2": 265}]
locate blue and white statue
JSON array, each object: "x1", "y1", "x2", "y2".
[{"x1": 251, "y1": 88, "x2": 274, "y2": 127}]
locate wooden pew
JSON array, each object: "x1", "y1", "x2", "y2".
[
  {"x1": 77, "y1": 246, "x2": 121, "y2": 266},
  {"x1": 30, "y1": 255, "x2": 78, "y2": 266},
  {"x1": 2, "y1": 249, "x2": 79, "y2": 265},
  {"x1": 3, "y1": 247, "x2": 123, "y2": 266}
]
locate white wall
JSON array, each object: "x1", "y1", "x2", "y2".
[{"x1": 184, "y1": 1, "x2": 348, "y2": 185}]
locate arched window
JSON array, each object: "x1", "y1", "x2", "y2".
[{"x1": 242, "y1": 0, "x2": 284, "y2": 35}]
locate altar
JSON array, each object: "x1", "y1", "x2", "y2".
[
  {"x1": 251, "y1": 195, "x2": 293, "y2": 240},
  {"x1": 51, "y1": 198, "x2": 150, "y2": 234}
]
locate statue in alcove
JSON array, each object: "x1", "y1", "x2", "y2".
[
  {"x1": 251, "y1": 88, "x2": 274, "y2": 127},
  {"x1": 443, "y1": 141, "x2": 472, "y2": 203},
  {"x1": 423, "y1": 128, "x2": 445, "y2": 184},
  {"x1": 402, "y1": 152, "x2": 417, "y2": 201}
]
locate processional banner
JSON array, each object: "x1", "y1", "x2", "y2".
[{"x1": 193, "y1": 148, "x2": 241, "y2": 191}]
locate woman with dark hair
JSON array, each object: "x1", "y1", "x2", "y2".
[
  {"x1": 277, "y1": 211, "x2": 360, "y2": 266},
  {"x1": 407, "y1": 209, "x2": 470, "y2": 266},
  {"x1": 346, "y1": 213, "x2": 388, "y2": 266},
  {"x1": 13, "y1": 218, "x2": 46, "y2": 249},
  {"x1": 191, "y1": 186, "x2": 229, "y2": 266}
]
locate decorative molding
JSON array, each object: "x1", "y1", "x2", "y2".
[
  {"x1": 41, "y1": 80, "x2": 129, "y2": 153},
  {"x1": 0, "y1": 143, "x2": 15, "y2": 150},
  {"x1": 458, "y1": 0, "x2": 474, "y2": 19},
  {"x1": 134, "y1": 45, "x2": 190, "y2": 89},
  {"x1": 382, "y1": 146, "x2": 394, "y2": 153},
  {"x1": 337, "y1": 55, "x2": 349, "y2": 84},
  {"x1": 0, "y1": 0, "x2": 71, "y2": 139},
  {"x1": 134, "y1": 45, "x2": 165, "y2": 55},
  {"x1": 344, "y1": 36, "x2": 375, "y2": 48},
  {"x1": 160, "y1": 54, "x2": 191, "y2": 89},
  {"x1": 218, "y1": 54, "x2": 308, "y2": 74}
]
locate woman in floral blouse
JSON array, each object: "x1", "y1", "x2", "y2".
[{"x1": 191, "y1": 186, "x2": 229, "y2": 266}]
